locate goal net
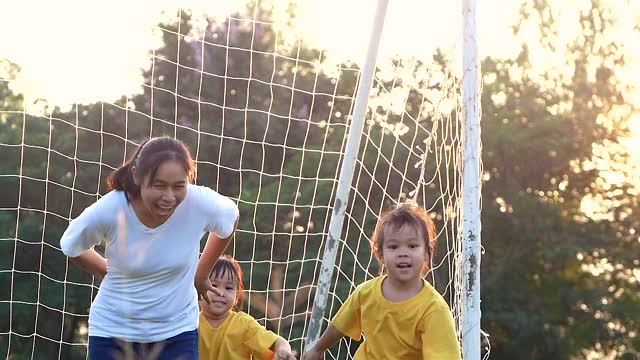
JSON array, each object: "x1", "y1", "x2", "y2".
[{"x1": 0, "y1": 1, "x2": 476, "y2": 359}]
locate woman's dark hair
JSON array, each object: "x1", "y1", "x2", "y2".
[
  {"x1": 107, "y1": 136, "x2": 196, "y2": 200},
  {"x1": 370, "y1": 202, "x2": 437, "y2": 275},
  {"x1": 209, "y1": 255, "x2": 245, "y2": 311}
]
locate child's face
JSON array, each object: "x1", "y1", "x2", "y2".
[
  {"x1": 202, "y1": 272, "x2": 238, "y2": 316},
  {"x1": 381, "y1": 223, "x2": 427, "y2": 284}
]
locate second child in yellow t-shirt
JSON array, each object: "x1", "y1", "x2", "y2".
[
  {"x1": 198, "y1": 255, "x2": 297, "y2": 360},
  {"x1": 303, "y1": 203, "x2": 462, "y2": 360}
]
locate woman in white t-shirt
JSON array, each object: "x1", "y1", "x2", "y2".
[{"x1": 60, "y1": 136, "x2": 239, "y2": 360}]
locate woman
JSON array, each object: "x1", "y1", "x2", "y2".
[{"x1": 60, "y1": 136, "x2": 238, "y2": 360}]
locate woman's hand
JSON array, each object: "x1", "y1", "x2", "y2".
[
  {"x1": 195, "y1": 277, "x2": 223, "y2": 303},
  {"x1": 194, "y1": 230, "x2": 236, "y2": 303}
]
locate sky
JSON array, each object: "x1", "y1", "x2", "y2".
[
  {"x1": 1, "y1": 0, "x2": 638, "y2": 102},
  {"x1": 0, "y1": 0, "x2": 522, "y2": 105}
]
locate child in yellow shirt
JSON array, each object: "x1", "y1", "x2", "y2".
[
  {"x1": 198, "y1": 255, "x2": 297, "y2": 360},
  {"x1": 303, "y1": 203, "x2": 462, "y2": 360}
]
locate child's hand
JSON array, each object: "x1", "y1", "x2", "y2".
[
  {"x1": 301, "y1": 348, "x2": 323, "y2": 360},
  {"x1": 195, "y1": 278, "x2": 223, "y2": 303},
  {"x1": 274, "y1": 348, "x2": 297, "y2": 360}
]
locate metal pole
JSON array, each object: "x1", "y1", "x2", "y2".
[
  {"x1": 304, "y1": 0, "x2": 390, "y2": 350},
  {"x1": 461, "y1": 0, "x2": 482, "y2": 358}
]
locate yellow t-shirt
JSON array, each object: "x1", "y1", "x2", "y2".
[
  {"x1": 198, "y1": 311, "x2": 279, "y2": 360},
  {"x1": 331, "y1": 276, "x2": 461, "y2": 360}
]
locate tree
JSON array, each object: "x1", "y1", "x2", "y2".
[{"x1": 480, "y1": 0, "x2": 639, "y2": 358}]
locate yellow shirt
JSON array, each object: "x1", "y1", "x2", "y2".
[
  {"x1": 331, "y1": 276, "x2": 461, "y2": 360},
  {"x1": 198, "y1": 311, "x2": 279, "y2": 360}
]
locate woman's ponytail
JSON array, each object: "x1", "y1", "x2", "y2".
[{"x1": 106, "y1": 139, "x2": 150, "y2": 200}]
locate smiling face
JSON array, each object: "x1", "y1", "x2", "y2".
[
  {"x1": 201, "y1": 271, "x2": 239, "y2": 318},
  {"x1": 381, "y1": 223, "x2": 427, "y2": 285},
  {"x1": 134, "y1": 160, "x2": 188, "y2": 226}
]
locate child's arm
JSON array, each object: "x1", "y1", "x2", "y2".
[
  {"x1": 302, "y1": 325, "x2": 345, "y2": 360},
  {"x1": 270, "y1": 337, "x2": 297, "y2": 360}
]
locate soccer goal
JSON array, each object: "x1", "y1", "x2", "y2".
[{"x1": 0, "y1": 0, "x2": 481, "y2": 358}]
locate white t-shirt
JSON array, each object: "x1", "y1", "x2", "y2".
[{"x1": 60, "y1": 184, "x2": 238, "y2": 343}]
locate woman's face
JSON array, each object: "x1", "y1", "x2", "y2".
[{"x1": 136, "y1": 160, "x2": 188, "y2": 223}]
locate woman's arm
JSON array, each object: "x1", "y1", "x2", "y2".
[
  {"x1": 69, "y1": 248, "x2": 107, "y2": 278},
  {"x1": 60, "y1": 193, "x2": 119, "y2": 276},
  {"x1": 194, "y1": 218, "x2": 238, "y2": 301}
]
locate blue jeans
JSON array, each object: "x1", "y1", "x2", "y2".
[{"x1": 88, "y1": 329, "x2": 198, "y2": 360}]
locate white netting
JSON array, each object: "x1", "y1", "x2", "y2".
[{"x1": 0, "y1": 1, "x2": 471, "y2": 359}]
